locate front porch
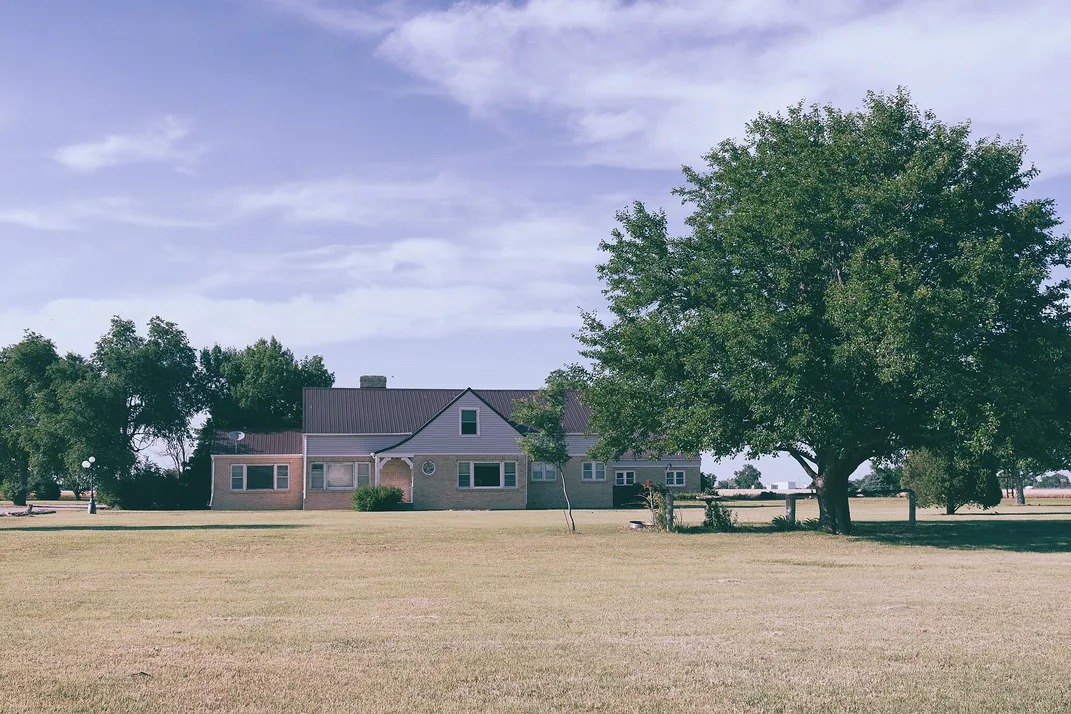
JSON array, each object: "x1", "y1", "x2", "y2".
[{"x1": 375, "y1": 455, "x2": 414, "y2": 504}]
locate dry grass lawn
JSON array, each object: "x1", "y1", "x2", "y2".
[{"x1": 1, "y1": 499, "x2": 1070, "y2": 713}]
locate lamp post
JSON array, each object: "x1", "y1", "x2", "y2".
[{"x1": 81, "y1": 457, "x2": 97, "y2": 514}]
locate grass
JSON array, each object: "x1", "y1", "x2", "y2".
[{"x1": 1, "y1": 499, "x2": 1070, "y2": 713}]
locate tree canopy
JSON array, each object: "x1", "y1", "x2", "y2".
[{"x1": 580, "y1": 89, "x2": 1071, "y2": 533}]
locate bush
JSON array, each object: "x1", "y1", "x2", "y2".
[
  {"x1": 703, "y1": 500, "x2": 737, "y2": 531},
  {"x1": 1, "y1": 479, "x2": 29, "y2": 506},
  {"x1": 353, "y1": 485, "x2": 404, "y2": 512},
  {"x1": 32, "y1": 478, "x2": 61, "y2": 500},
  {"x1": 97, "y1": 463, "x2": 205, "y2": 510},
  {"x1": 641, "y1": 481, "x2": 675, "y2": 531}
]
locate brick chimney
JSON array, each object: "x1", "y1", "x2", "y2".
[{"x1": 359, "y1": 375, "x2": 388, "y2": 389}]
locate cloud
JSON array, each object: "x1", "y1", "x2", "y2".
[
  {"x1": 375, "y1": 0, "x2": 1071, "y2": 174},
  {"x1": 0, "y1": 197, "x2": 216, "y2": 231},
  {"x1": 262, "y1": 0, "x2": 411, "y2": 36},
  {"x1": 218, "y1": 173, "x2": 491, "y2": 225},
  {"x1": 53, "y1": 116, "x2": 199, "y2": 172}
]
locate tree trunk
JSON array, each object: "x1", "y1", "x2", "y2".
[
  {"x1": 945, "y1": 495, "x2": 956, "y2": 515},
  {"x1": 558, "y1": 462, "x2": 575, "y2": 532},
  {"x1": 1013, "y1": 472, "x2": 1026, "y2": 506},
  {"x1": 815, "y1": 467, "x2": 852, "y2": 534}
]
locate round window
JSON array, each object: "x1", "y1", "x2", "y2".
[{"x1": 422, "y1": 460, "x2": 436, "y2": 475}]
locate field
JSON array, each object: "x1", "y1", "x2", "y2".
[{"x1": 2, "y1": 499, "x2": 1070, "y2": 713}]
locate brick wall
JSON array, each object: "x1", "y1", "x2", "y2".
[
  {"x1": 379, "y1": 458, "x2": 413, "y2": 502},
  {"x1": 411, "y1": 453, "x2": 527, "y2": 510},
  {"x1": 527, "y1": 456, "x2": 613, "y2": 509},
  {"x1": 211, "y1": 455, "x2": 303, "y2": 510},
  {"x1": 303, "y1": 455, "x2": 373, "y2": 510}
]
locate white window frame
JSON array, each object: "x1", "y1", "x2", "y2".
[
  {"x1": 309, "y1": 462, "x2": 365, "y2": 490},
  {"x1": 531, "y1": 462, "x2": 557, "y2": 482},
  {"x1": 457, "y1": 460, "x2": 518, "y2": 490},
  {"x1": 666, "y1": 470, "x2": 686, "y2": 487},
  {"x1": 230, "y1": 463, "x2": 290, "y2": 491},
  {"x1": 582, "y1": 461, "x2": 606, "y2": 482},
  {"x1": 459, "y1": 407, "x2": 480, "y2": 436},
  {"x1": 615, "y1": 470, "x2": 636, "y2": 486}
]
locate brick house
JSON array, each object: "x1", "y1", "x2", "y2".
[{"x1": 209, "y1": 375, "x2": 701, "y2": 510}]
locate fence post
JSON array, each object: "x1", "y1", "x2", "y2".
[
  {"x1": 785, "y1": 494, "x2": 797, "y2": 527},
  {"x1": 907, "y1": 490, "x2": 916, "y2": 529},
  {"x1": 666, "y1": 490, "x2": 675, "y2": 531}
]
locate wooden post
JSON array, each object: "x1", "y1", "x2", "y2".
[
  {"x1": 785, "y1": 494, "x2": 797, "y2": 528},
  {"x1": 666, "y1": 490, "x2": 675, "y2": 531},
  {"x1": 908, "y1": 490, "x2": 916, "y2": 529}
]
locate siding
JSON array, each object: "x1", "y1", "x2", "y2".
[
  {"x1": 306, "y1": 434, "x2": 404, "y2": 456},
  {"x1": 379, "y1": 391, "x2": 524, "y2": 455},
  {"x1": 566, "y1": 434, "x2": 599, "y2": 457}
]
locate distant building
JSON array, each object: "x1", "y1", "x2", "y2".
[{"x1": 771, "y1": 481, "x2": 797, "y2": 490}]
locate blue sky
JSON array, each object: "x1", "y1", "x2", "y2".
[{"x1": 2, "y1": 0, "x2": 1069, "y2": 481}]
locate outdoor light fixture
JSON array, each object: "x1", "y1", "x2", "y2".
[{"x1": 81, "y1": 456, "x2": 97, "y2": 514}]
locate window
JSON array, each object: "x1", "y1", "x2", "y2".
[
  {"x1": 457, "y1": 461, "x2": 518, "y2": 489},
  {"x1": 310, "y1": 463, "x2": 360, "y2": 490},
  {"x1": 229, "y1": 464, "x2": 290, "y2": 491},
  {"x1": 460, "y1": 408, "x2": 479, "y2": 435},
  {"x1": 666, "y1": 470, "x2": 686, "y2": 487},
  {"x1": 326, "y1": 463, "x2": 355, "y2": 489},
  {"x1": 615, "y1": 470, "x2": 636, "y2": 486},
  {"x1": 582, "y1": 462, "x2": 606, "y2": 481},
  {"x1": 532, "y1": 462, "x2": 557, "y2": 481}
]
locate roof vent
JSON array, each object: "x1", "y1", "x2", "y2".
[{"x1": 360, "y1": 375, "x2": 388, "y2": 389}]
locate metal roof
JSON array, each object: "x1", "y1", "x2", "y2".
[
  {"x1": 211, "y1": 430, "x2": 303, "y2": 456},
  {"x1": 303, "y1": 387, "x2": 591, "y2": 435}
]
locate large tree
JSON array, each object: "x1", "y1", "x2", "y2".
[{"x1": 580, "y1": 89, "x2": 1071, "y2": 533}]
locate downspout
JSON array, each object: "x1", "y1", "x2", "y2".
[
  {"x1": 209, "y1": 457, "x2": 215, "y2": 509},
  {"x1": 302, "y1": 434, "x2": 308, "y2": 510}
]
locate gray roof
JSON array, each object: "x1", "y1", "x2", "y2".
[
  {"x1": 303, "y1": 387, "x2": 591, "y2": 435},
  {"x1": 211, "y1": 430, "x2": 303, "y2": 456}
]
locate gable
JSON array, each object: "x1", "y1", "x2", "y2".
[{"x1": 377, "y1": 390, "x2": 524, "y2": 455}]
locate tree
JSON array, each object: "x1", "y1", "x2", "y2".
[
  {"x1": 1037, "y1": 473, "x2": 1071, "y2": 489},
  {"x1": 732, "y1": 463, "x2": 763, "y2": 489},
  {"x1": 512, "y1": 366, "x2": 588, "y2": 532},
  {"x1": 854, "y1": 459, "x2": 904, "y2": 495},
  {"x1": 901, "y1": 448, "x2": 1002, "y2": 514},
  {"x1": 579, "y1": 88, "x2": 1071, "y2": 533},
  {"x1": 0, "y1": 333, "x2": 63, "y2": 504}
]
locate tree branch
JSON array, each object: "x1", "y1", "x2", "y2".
[{"x1": 784, "y1": 446, "x2": 818, "y2": 480}]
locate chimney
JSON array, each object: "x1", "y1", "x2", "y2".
[{"x1": 360, "y1": 375, "x2": 388, "y2": 389}]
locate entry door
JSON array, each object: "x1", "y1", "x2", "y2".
[{"x1": 613, "y1": 470, "x2": 643, "y2": 508}]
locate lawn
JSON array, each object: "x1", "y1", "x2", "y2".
[{"x1": 1, "y1": 500, "x2": 1070, "y2": 713}]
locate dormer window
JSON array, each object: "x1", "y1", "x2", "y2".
[{"x1": 460, "y1": 408, "x2": 479, "y2": 436}]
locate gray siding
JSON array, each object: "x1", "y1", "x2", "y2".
[
  {"x1": 306, "y1": 435, "x2": 404, "y2": 456},
  {"x1": 566, "y1": 434, "x2": 599, "y2": 457},
  {"x1": 379, "y1": 391, "x2": 524, "y2": 455}
]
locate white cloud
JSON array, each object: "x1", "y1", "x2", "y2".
[
  {"x1": 219, "y1": 173, "x2": 489, "y2": 225},
  {"x1": 376, "y1": 0, "x2": 1071, "y2": 174},
  {"x1": 263, "y1": 0, "x2": 410, "y2": 36},
  {"x1": 0, "y1": 197, "x2": 215, "y2": 231},
  {"x1": 53, "y1": 116, "x2": 199, "y2": 172}
]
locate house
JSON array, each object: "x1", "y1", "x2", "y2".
[{"x1": 210, "y1": 375, "x2": 701, "y2": 510}]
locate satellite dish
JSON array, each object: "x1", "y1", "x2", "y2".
[{"x1": 228, "y1": 431, "x2": 246, "y2": 442}]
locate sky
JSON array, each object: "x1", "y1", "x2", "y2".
[{"x1": 1, "y1": 0, "x2": 1070, "y2": 483}]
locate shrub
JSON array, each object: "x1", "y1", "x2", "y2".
[
  {"x1": 353, "y1": 485, "x2": 404, "y2": 512},
  {"x1": 641, "y1": 481, "x2": 675, "y2": 531},
  {"x1": 32, "y1": 478, "x2": 61, "y2": 500},
  {"x1": 703, "y1": 500, "x2": 737, "y2": 531},
  {"x1": 1, "y1": 479, "x2": 29, "y2": 506},
  {"x1": 96, "y1": 463, "x2": 204, "y2": 510}
]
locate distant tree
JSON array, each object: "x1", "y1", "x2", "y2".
[
  {"x1": 854, "y1": 459, "x2": 904, "y2": 495},
  {"x1": 1036, "y1": 473, "x2": 1071, "y2": 489},
  {"x1": 578, "y1": 88, "x2": 1071, "y2": 533},
  {"x1": 513, "y1": 366, "x2": 589, "y2": 533},
  {"x1": 901, "y1": 448, "x2": 1002, "y2": 514},
  {"x1": 715, "y1": 478, "x2": 733, "y2": 490},
  {"x1": 732, "y1": 463, "x2": 763, "y2": 489}
]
